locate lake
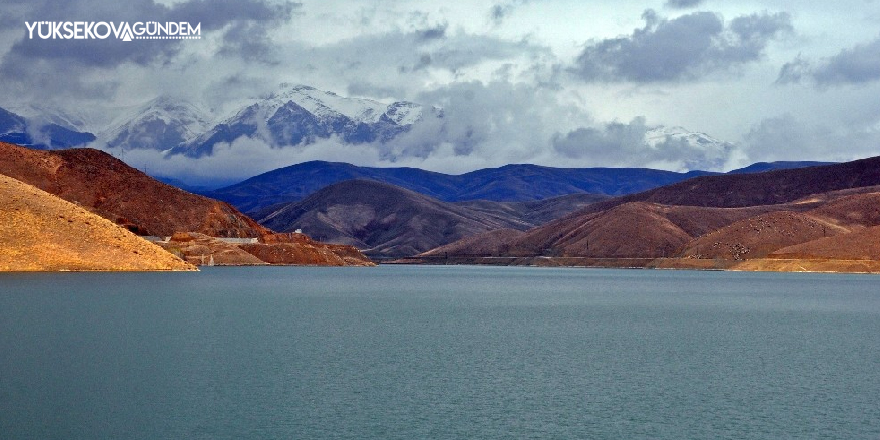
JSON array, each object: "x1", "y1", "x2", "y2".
[{"x1": 1, "y1": 265, "x2": 879, "y2": 439}]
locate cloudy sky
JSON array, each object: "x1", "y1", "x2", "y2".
[{"x1": 3, "y1": 0, "x2": 880, "y2": 181}]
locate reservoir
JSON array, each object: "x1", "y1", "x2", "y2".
[{"x1": 1, "y1": 266, "x2": 878, "y2": 439}]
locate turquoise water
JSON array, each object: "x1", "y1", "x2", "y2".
[{"x1": 1, "y1": 266, "x2": 879, "y2": 439}]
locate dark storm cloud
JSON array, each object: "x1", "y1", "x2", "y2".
[
  {"x1": 217, "y1": 21, "x2": 277, "y2": 63},
  {"x1": 2, "y1": 0, "x2": 299, "y2": 68},
  {"x1": 778, "y1": 37, "x2": 880, "y2": 86},
  {"x1": 489, "y1": 1, "x2": 530, "y2": 26},
  {"x1": 664, "y1": 0, "x2": 704, "y2": 9},
  {"x1": 416, "y1": 23, "x2": 448, "y2": 41},
  {"x1": 571, "y1": 9, "x2": 791, "y2": 82},
  {"x1": 312, "y1": 28, "x2": 547, "y2": 82},
  {"x1": 0, "y1": 0, "x2": 299, "y2": 100}
]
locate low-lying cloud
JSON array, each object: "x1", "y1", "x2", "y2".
[{"x1": 552, "y1": 116, "x2": 734, "y2": 171}]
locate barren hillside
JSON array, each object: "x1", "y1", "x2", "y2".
[
  {"x1": 0, "y1": 142, "x2": 268, "y2": 238},
  {"x1": 0, "y1": 174, "x2": 195, "y2": 271}
]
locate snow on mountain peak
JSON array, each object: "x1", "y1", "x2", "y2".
[
  {"x1": 269, "y1": 84, "x2": 391, "y2": 124},
  {"x1": 100, "y1": 96, "x2": 212, "y2": 150},
  {"x1": 645, "y1": 125, "x2": 732, "y2": 150}
]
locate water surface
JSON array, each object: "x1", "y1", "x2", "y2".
[{"x1": 1, "y1": 266, "x2": 878, "y2": 439}]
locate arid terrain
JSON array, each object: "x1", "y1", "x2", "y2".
[
  {"x1": 0, "y1": 143, "x2": 374, "y2": 270},
  {"x1": 0, "y1": 174, "x2": 195, "y2": 271},
  {"x1": 411, "y1": 159, "x2": 880, "y2": 273},
  {"x1": 0, "y1": 142, "x2": 268, "y2": 238},
  {"x1": 6, "y1": 137, "x2": 880, "y2": 273},
  {"x1": 158, "y1": 232, "x2": 375, "y2": 267}
]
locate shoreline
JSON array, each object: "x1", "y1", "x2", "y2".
[{"x1": 387, "y1": 255, "x2": 880, "y2": 274}]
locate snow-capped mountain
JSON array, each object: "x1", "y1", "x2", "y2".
[
  {"x1": 100, "y1": 96, "x2": 211, "y2": 152},
  {"x1": 6, "y1": 86, "x2": 735, "y2": 174},
  {"x1": 7, "y1": 104, "x2": 92, "y2": 132},
  {"x1": 645, "y1": 125, "x2": 734, "y2": 151},
  {"x1": 0, "y1": 106, "x2": 96, "y2": 149},
  {"x1": 175, "y1": 85, "x2": 434, "y2": 157}
]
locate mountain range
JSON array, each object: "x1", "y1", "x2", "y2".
[
  {"x1": 2, "y1": 84, "x2": 748, "y2": 183},
  {"x1": 206, "y1": 159, "x2": 832, "y2": 215},
  {"x1": 205, "y1": 161, "x2": 715, "y2": 213},
  {"x1": 3, "y1": 135, "x2": 878, "y2": 272},
  {"x1": 414, "y1": 157, "x2": 880, "y2": 272},
  {"x1": 177, "y1": 85, "x2": 436, "y2": 157},
  {"x1": 244, "y1": 159, "x2": 837, "y2": 259},
  {"x1": 2, "y1": 84, "x2": 435, "y2": 157}
]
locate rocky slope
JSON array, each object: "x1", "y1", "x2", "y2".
[
  {"x1": 0, "y1": 142, "x2": 268, "y2": 238},
  {"x1": 158, "y1": 232, "x2": 375, "y2": 266},
  {"x1": 0, "y1": 174, "x2": 194, "y2": 271},
  {"x1": 255, "y1": 179, "x2": 541, "y2": 258}
]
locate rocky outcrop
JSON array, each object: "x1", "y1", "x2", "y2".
[
  {"x1": 157, "y1": 232, "x2": 375, "y2": 267},
  {"x1": 158, "y1": 233, "x2": 266, "y2": 266},
  {"x1": 243, "y1": 233, "x2": 375, "y2": 266}
]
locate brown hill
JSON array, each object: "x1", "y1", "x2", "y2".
[
  {"x1": 679, "y1": 211, "x2": 845, "y2": 260},
  {"x1": 627, "y1": 156, "x2": 880, "y2": 208},
  {"x1": 499, "y1": 202, "x2": 777, "y2": 258},
  {"x1": 556, "y1": 157, "x2": 880, "y2": 223},
  {"x1": 255, "y1": 179, "x2": 539, "y2": 258},
  {"x1": 0, "y1": 174, "x2": 195, "y2": 271},
  {"x1": 677, "y1": 191, "x2": 880, "y2": 261},
  {"x1": 421, "y1": 229, "x2": 527, "y2": 257},
  {"x1": 454, "y1": 193, "x2": 611, "y2": 226},
  {"x1": 158, "y1": 233, "x2": 267, "y2": 266},
  {"x1": 769, "y1": 225, "x2": 880, "y2": 261},
  {"x1": 0, "y1": 142, "x2": 268, "y2": 238},
  {"x1": 806, "y1": 192, "x2": 880, "y2": 230}
]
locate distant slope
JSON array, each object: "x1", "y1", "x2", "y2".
[
  {"x1": 452, "y1": 193, "x2": 611, "y2": 227},
  {"x1": 679, "y1": 211, "x2": 845, "y2": 260},
  {"x1": 0, "y1": 174, "x2": 194, "y2": 271},
  {"x1": 680, "y1": 191, "x2": 880, "y2": 260},
  {"x1": 498, "y1": 202, "x2": 778, "y2": 259},
  {"x1": 0, "y1": 142, "x2": 268, "y2": 238},
  {"x1": 421, "y1": 229, "x2": 527, "y2": 257},
  {"x1": 727, "y1": 161, "x2": 834, "y2": 174},
  {"x1": 209, "y1": 161, "x2": 458, "y2": 213},
  {"x1": 255, "y1": 179, "x2": 538, "y2": 258},
  {"x1": 206, "y1": 157, "x2": 835, "y2": 214},
  {"x1": 207, "y1": 160, "x2": 716, "y2": 212},
  {"x1": 610, "y1": 156, "x2": 880, "y2": 208},
  {"x1": 770, "y1": 225, "x2": 880, "y2": 261},
  {"x1": 420, "y1": 155, "x2": 880, "y2": 270}
]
